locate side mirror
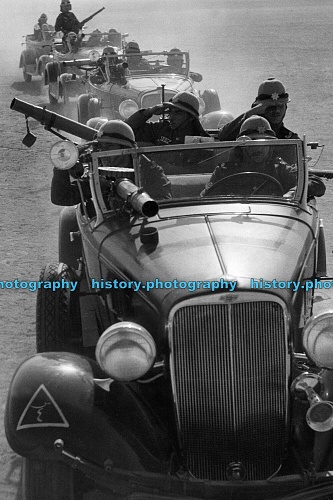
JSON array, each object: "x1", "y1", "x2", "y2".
[{"x1": 190, "y1": 72, "x2": 203, "y2": 83}]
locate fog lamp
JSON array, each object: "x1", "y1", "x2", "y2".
[
  {"x1": 119, "y1": 100, "x2": 139, "y2": 120},
  {"x1": 89, "y1": 50, "x2": 100, "y2": 62},
  {"x1": 95, "y1": 322, "x2": 156, "y2": 381},
  {"x1": 303, "y1": 312, "x2": 333, "y2": 368}
]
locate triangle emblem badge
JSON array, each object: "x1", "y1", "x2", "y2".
[{"x1": 17, "y1": 384, "x2": 70, "y2": 430}]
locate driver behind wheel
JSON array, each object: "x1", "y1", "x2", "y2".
[{"x1": 201, "y1": 116, "x2": 325, "y2": 198}]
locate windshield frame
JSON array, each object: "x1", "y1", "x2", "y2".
[{"x1": 90, "y1": 139, "x2": 306, "y2": 225}]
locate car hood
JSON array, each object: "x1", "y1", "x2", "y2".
[
  {"x1": 98, "y1": 207, "x2": 315, "y2": 302},
  {"x1": 126, "y1": 76, "x2": 189, "y2": 93}
]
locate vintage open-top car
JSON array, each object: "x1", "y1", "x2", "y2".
[
  {"x1": 76, "y1": 49, "x2": 227, "y2": 128},
  {"x1": 5, "y1": 99, "x2": 333, "y2": 499},
  {"x1": 19, "y1": 27, "x2": 54, "y2": 82},
  {"x1": 45, "y1": 29, "x2": 126, "y2": 106}
]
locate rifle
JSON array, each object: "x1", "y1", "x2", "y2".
[
  {"x1": 10, "y1": 98, "x2": 97, "y2": 141},
  {"x1": 79, "y1": 7, "x2": 105, "y2": 28}
]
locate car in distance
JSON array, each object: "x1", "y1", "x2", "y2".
[
  {"x1": 77, "y1": 49, "x2": 225, "y2": 128},
  {"x1": 45, "y1": 30, "x2": 125, "y2": 106},
  {"x1": 5, "y1": 98, "x2": 333, "y2": 499},
  {"x1": 19, "y1": 26, "x2": 54, "y2": 82}
]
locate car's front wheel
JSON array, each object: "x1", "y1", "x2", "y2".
[
  {"x1": 36, "y1": 263, "x2": 82, "y2": 353},
  {"x1": 23, "y1": 64, "x2": 32, "y2": 82},
  {"x1": 22, "y1": 457, "x2": 122, "y2": 499},
  {"x1": 22, "y1": 457, "x2": 76, "y2": 500}
]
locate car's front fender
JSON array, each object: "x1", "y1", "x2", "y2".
[{"x1": 4, "y1": 352, "x2": 171, "y2": 471}]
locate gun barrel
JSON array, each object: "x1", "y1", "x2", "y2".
[
  {"x1": 80, "y1": 7, "x2": 105, "y2": 27},
  {"x1": 116, "y1": 178, "x2": 158, "y2": 218},
  {"x1": 10, "y1": 98, "x2": 97, "y2": 141}
]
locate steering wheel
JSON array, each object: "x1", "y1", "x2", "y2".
[
  {"x1": 203, "y1": 172, "x2": 284, "y2": 196},
  {"x1": 152, "y1": 64, "x2": 180, "y2": 74}
]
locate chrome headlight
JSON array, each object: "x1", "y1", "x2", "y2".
[
  {"x1": 89, "y1": 50, "x2": 100, "y2": 62},
  {"x1": 95, "y1": 322, "x2": 156, "y2": 381},
  {"x1": 119, "y1": 99, "x2": 139, "y2": 120},
  {"x1": 303, "y1": 312, "x2": 333, "y2": 368}
]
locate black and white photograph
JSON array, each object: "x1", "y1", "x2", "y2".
[{"x1": 1, "y1": 0, "x2": 333, "y2": 498}]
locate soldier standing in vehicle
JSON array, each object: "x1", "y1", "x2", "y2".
[
  {"x1": 126, "y1": 91, "x2": 211, "y2": 146},
  {"x1": 55, "y1": 0, "x2": 81, "y2": 35},
  {"x1": 217, "y1": 78, "x2": 298, "y2": 142}
]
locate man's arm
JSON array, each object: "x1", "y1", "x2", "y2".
[
  {"x1": 126, "y1": 105, "x2": 167, "y2": 144},
  {"x1": 51, "y1": 168, "x2": 91, "y2": 206}
]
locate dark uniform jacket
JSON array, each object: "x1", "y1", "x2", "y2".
[
  {"x1": 55, "y1": 12, "x2": 81, "y2": 34},
  {"x1": 201, "y1": 154, "x2": 325, "y2": 198},
  {"x1": 217, "y1": 113, "x2": 299, "y2": 142},
  {"x1": 126, "y1": 109, "x2": 210, "y2": 146}
]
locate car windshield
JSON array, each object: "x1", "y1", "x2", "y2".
[
  {"x1": 123, "y1": 51, "x2": 189, "y2": 76},
  {"x1": 136, "y1": 140, "x2": 300, "y2": 202}
]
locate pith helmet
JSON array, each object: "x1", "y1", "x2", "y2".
[
  {"x1": 253, "y1": 77, "x2": 290, "y2": 106},
  {"x1": 86, "y1": 117, "x2": 108, "y2": 130},
  {"x1": 125, "y1": 41, "x2": 140, "y2": 54},
  {"x1": 97, "y1": 120, "x2": 136, "y2": 147},
  {"x1": 237, "y1": 115, "x2": 277, "y2": 140},
  {"x1": 102, "y1": 46, "x2": 117, "y2": 56},
  {"x1": 165, "y1": 91, "x2": 200, "y2": 118}
]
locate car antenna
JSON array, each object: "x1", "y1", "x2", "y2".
[{"x1": 161, "y1": 84, "x2": 165, "y2": 122}]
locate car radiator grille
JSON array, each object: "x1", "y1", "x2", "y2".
[
  {"x1": 170, "y1": 298, "x2": 288, "y2": 481},
  {"x1": 142, "y1": 91, "x2": 177, "y2": 109}
]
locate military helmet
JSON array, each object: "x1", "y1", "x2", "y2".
[
  {"x1": 125, "y1": 41, "x2": 140, "y2": 54},
  {"x1": 97, "y1": 120, "x2": 136, "y2": 147},
  {"x1": 237, "y1": 115, "x2": 277, "y2": 140},
  {"x1": 60, "y1": 0, "x2": 72, "y2": 11},
  {"x1": 86, "y1": 117, "x2": 108, "y2": 130},
  {"x1": 165, "y1": 91, "x2": 200, "y2": 118},
  {"x1": 253, "y1": 78, "x2": 290, "y2": 106},
  {"x1": 102, "y1": 46, "x2": 117, "y2": 56}
]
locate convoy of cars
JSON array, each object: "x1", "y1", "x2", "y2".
[
  {"x1": 5, "y1": 97, "x2": 333, "y2": 499},
  {"x1": 76, "y1": 49, "x2": 224, "y2": 128}
]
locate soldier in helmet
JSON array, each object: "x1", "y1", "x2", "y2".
[
  {"x1": 51, "y1": 120, "x2": 136, "y2": 206},
  {"x1": 55, "y1": 0, "x2": 81, "y2": 35},
  {"x1": 124, "y1": 41, "x2": 151, "y2": 72},
  {"x1": 51, "y1": 120, "x2": 171, "y2": 205},
  {"x1": 202, "y1": 116, "x2": 325, "y2": 198},
  {"x1": 126, "y1": 91, "x2": 210, "y2": 146},
  {"x1": 34, "y1": 13, "x2": 49, "y2": 41},
  {"x1": 218, "y1": 78, "x2": 298, "y2": 142}
]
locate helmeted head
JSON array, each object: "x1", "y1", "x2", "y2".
[
  {"x1": 253, "y1": 78, "x2": 289, "y2": 106},
  {"x1": 166, "y1": 91, "x2": 200, "y2": 119},
  {"x1": 252, "y1": 77, "x2": 289, "y2": 127},
  {"x1": 125, "y1": 41, "x2": 140, "y2": 54},
  {"x1": 60, "y1": 0, "x2": 71, "y2": 12},
  {"x1": 86, "y1": 117, "x2": 108, "y2": 130},
  {"x1": 237, "y1": 116, "x2": 276, "y2": 164},
  {"x1": 38, "y1": 13, "x2": 48, "y2": 25},
  {"x1": 96, "y1": 120, "x2": 136, "y2": 148},
  {"x1": 167, "y1": 48, "x2": 183, "y2": 70},
  {"x1": 237, "y1": 116, "x2": 277, "y2": 140}
]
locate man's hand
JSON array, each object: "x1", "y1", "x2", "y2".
[{"x1": 143, "y1": 103, "x2": 169, "y2": 118}]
